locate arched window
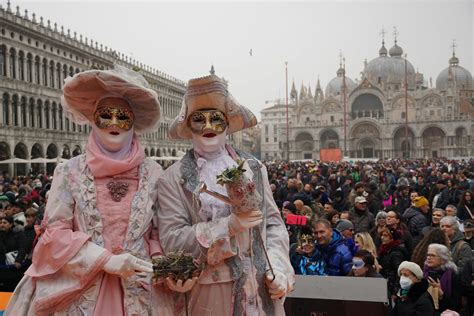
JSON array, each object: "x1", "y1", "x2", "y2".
[
  {"x1": 21, "y1": 97, "x2": 27, "y2": 127},
  {"x1": 9, "y1": 48, "x2": 16, "y2": 79},
  {"x1": 49, "y1": 61, "x2": 55, "y2": 88},
  {"x1": 34, "y1": 56, "x2": 40, "y2": 84},
  {"x1": 44, "y1": 101, "x2": 50, "y2": 129},
  {"x1": 29, "y1": 98, "x2": 35, "y2": 128},
  {"x1": 42, "y1": 58, "x2": 48, "y2": 86},
  {"x1": 2, "y1": 93, "x2": 9, "y2": 125},
  {"x1": 37, "y1": 100, "x2": 43, "y2": 128},
  {"x1": 63, "y1": 64, "x2": 68, "y2": 81},
  {"x1": 26, "y1": 53, "x2": 33, "y2": 82},
  {"x1": 72, "y1": 122, "x2": 76, "y2": 132},
  {"x1": 69, "y1": 66, "x2": 74, "y2": 77},
  {"x1": 52, "y1": 102, "x2": 57, "y2": 130},
  {"x1": 56, "y1": 63, "x2": 61, "y2": 88},
  {"x1": 65, "y1": 117, "x2": 70, "y2": 132},
  {"x1": 12, "y1": 95, "x2": 19, "y2": 126},
  {"x1": 0, "y1": 46, "x2": 6, "y2": 76},
  {"x1": 58, "y1": 106, "x2": 63, "y2": 130},
  {"x1": 18, "y1": 51, "x2": 25, "y2": 81}
]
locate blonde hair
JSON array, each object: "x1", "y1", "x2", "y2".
[{"x1": 355, "y1": 232, "x2": 381, "y2": 272}]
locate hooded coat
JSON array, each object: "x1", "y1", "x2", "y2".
[{"x1": 315, "y1": 229, "x2": 353, "y2": 276}]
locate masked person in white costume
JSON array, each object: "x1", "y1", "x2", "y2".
[
  {"x1": 157, "y1": 70, "x2": 295, "y2": 315},
  {"x1": 5, "y1": 66, "x2": 184, "y2": 316}
]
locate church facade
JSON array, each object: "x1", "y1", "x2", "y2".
[{"x1": 261, "y1": 38, "x2": 473, "y2": 161}]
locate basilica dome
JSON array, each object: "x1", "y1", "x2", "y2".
[
  {"x1": 325, "y1": 67, "x2": 356, "y2": 96},
  {"x1": 365, "y1": 41, "x2": 415, "y2": 85},
  {"x1": 436, "y1": 54, "x2": 473, "y2": 91}
]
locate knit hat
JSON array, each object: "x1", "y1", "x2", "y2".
[
  {"x1": 398, "y1": 261, "x2": 423, "y2": 280},
  {"x1": 336, "y1": 219, "x2": 354, "y2": 233},
  {"x1": 413, "y1": 196, "x2": 429, "y2": 208}
]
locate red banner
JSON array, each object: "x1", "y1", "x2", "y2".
[{"x1": 320, "y1": 149, "x2": 343, "y2": 162}]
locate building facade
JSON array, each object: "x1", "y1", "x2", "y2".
[
  {"x1": 261, "y1": 38, "x2": 474, "y2": 160},
  {"x1": 0, "y1": 2, "x2": 191, "y2": 175}
]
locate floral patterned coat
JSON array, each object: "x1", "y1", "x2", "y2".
[{"x1": 5, "y1": 154, "x2": 172, "y2": 316}]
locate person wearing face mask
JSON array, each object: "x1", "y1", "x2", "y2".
[
  {"x1": 392, "y1": 261, "x2": 434, "y2": 316},
  {"x1": 157, "y1": 71, "x2": 294, "y2": 315},
  {"x1": 5, "y1": 65, "x2": 179, "y2": 316}
]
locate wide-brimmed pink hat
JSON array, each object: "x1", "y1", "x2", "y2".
[
  {"x1": 61, "y1": 65, "x2": 161, "y2": 133},
  {"x1": 169, "y1": 73, "x2": 257, "y2": 139}
]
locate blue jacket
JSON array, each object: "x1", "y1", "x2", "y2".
[
  {"x1": 316, "y1": 230, "x2": 353, "y2": 276},
  {"x1": 290, "y1": 246, "x2": 327, "y2": 276}
]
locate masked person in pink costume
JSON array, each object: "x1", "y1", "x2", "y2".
[
  {"x1": 6, "y1": 66, "x2": 177, "y2": 315},
  {"x1": 157, "y1": 70, "x2": 295, "y2": 315}
]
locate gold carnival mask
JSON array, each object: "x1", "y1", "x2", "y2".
[
  {"x1": 94, "y1": 106, "x2": 135, "y2": 131},
  {"x1": 188, "y1": 110, "x2": 228, "y2": 134}
]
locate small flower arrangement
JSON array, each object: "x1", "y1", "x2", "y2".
[
  {"x1": 216, "y1": 159, "x2": 261, "y2": 214},
  {"x1": 216, "y1": 159, "x2": 247, "y2": 186},
  {"x1": 152, "y1": 252, "x2": 203, "y2": 281}
]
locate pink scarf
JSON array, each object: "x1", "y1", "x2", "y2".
[{"x1": 85, "y1": 131, "x2": 145, "y2": 178}]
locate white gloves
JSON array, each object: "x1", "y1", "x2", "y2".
[
  {"x1": 228, "y1": 210, "x2": 263, "y2": 236},
  {"x1": 103, "y1": 253, "x2": 153, "y2": 278},
  {"x1": 165, "y1": 276, "x2": 199, "y2": 293},
  {"x1": 265, "y1": 270, "x2": 289, "y2": 300}
]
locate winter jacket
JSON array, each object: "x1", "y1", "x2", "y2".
[
  {"x1": 391, "y1": 278, "x2": 435, "y2": 316},
  {"x1": 402, "y1": 207, "x2": 430, "y2": 245},
  {"x1": 349, "y1": 207, "x2": 375, "y2": 233},
  {"x1": 379, "y1": 242, "x2": 408, "y2": 296},
  {"x1": 0, "y1": 230, "x2": 27, "y2": 265},
  {"x1": 434, "y1": 187, "x2": 450, "y2": 210},
  {"x1": 450, "y1": 230, "x2": 473, "y2": 273},
  {"x1": 290, "y1": 243, "x2": 327, "y2": 276},
  {"x1": 315, "y1": 229, "x2": 353, "y2": 276}
]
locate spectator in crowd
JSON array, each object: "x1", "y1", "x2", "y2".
[
  {"x1": 434, "y1": 180, "x2": 450, "y2": 210},
  {"x1": 423, "y1": 243, "x2": 462, "y2": 314},
  {"x1": 445, "y1": 205, "x2": 463, "y2": 229},
  {"x1": 323, "y1": 209, "x2": 340, "y2": 228},
  {"x1": 458, "y1": 190, "x2": 474, "y2": 222},
  {"x1": 403, "y1": 196, "x2": 430, "y2": 245},
  {"x1": 386, "y1": 210, "x2": 415, "y2": 256},
  {"x1": 333, "y1": 188, "x2": 349, "y2": 212},
  {"x1": 348, "y1": 249, "x2": 383, "y2": 278},
  {"x1": 422, "y1": 208, "x2": 445, "y2": 237},
  {"x1": 411, "y1": 228, "x2": 450, "y2": 271},
  {"x1": 370, "y1": 211, "x2": 387, "y2": 248},
  {"x1": 336, "y1": 219, "x2": 357, "y2": 256},
  {"x1": 348, "y1": 182, "x2": 365, "y2": 205},
  {"x1": 290, "y1": 229, "x2": 326, "y2": 276},
  {"x1": 313, "y1": 219, "x2": 353, "y2": 276},
  {"x1": 440, "y1": 216, "x2": 472, "y2": 273},
  {"x1": 413, "y1": 175, "x2": 429, "y2": 198},
  {"x1": 378, "y1": 227, "x2": 408, "y2": 297},
  {"x1": 463, "y1": 219, "x2": 474, "y2": 249},
  {"x1": 392, "y1": 261, "x2": 434, "y2": 316},
  {"x1": 355, "y1": 232, "x2": 381, "y2": 272},
  {"x1": 395, "y1": 185, "x2": 411, "y2": 215},
  {"x1": 0, "y1": 216, "x2": 27, "y2": 291},
  {"x1": 22, "y1": 208, "x2": 38, "y2": 264},
  {"x1": 349, "y1": 196, "x2": 375, "y2": 234}
]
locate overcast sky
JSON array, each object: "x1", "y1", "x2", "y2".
[{"x1": 12, "y1": 0, "x2": 473, "y2": 119}]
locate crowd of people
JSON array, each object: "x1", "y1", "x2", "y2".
[
  {"x1": 1, "y1": 154, "x2": 474, "y2": 316},
  {"x1": 0, "y1": 171, "x2": 50, "y2": 291},
  {"x1": 267, "y1": 158, "x2": 474, "y2": 316}
]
